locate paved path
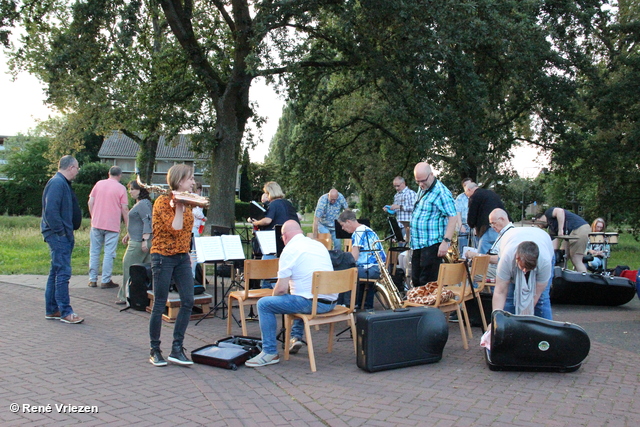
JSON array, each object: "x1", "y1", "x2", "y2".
[{"x1": 0, "y1": 274, "x2": 639, "y2": 426}]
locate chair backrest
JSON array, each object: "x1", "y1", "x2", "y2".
[
  {"x1": 469, "y1": 255, "x2": 490, "y2": 293},
  {"x1": 310, "y1": 268, "x2": 358, "y2": 316},
  {"x1": 435, "y1": 262, "x2": 468, "y2": 306},
  {"x1": 306, "y1": 232, "x2": 332, "y2": 250},
  {"x1": 243, "y1": 258, "x2": 279, "y2": 298}
]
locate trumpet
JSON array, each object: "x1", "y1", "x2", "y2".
[{"x1": 136, "y1": 176, "x2": 210, "y2": 208}]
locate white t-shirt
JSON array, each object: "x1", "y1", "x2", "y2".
[
  {"x1": 277, "y1": 233, "x2": 337, "y2": 300},
  {"x1": 496, "y1": 227, "x2": 554, "y2": 284}
]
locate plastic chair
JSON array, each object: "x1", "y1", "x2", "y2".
[
  {"x1": 226, "y1": 258, "x2": 279, "y2": 336},
  {"x1": 284, "y1": 267, "x2": 358, "y2": 372},
  {"x1": 404, "y1": 262, "x2": 470, "y2": 349}
]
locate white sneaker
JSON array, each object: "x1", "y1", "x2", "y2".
[
  {"x1": 245, "y1": 351, "x2": 280, "y2": 367},
  {"x1": 289, "y1": 338, "x2": 303, "y2": 354}
]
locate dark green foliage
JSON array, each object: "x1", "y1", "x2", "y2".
[
  {"x1": 1, "y1": 136, "x2": 51, "y2": 186},
  {"x1": 0, "y1": 181, "x2": 43, "y2": 216},
  {"x1": 239, "y1": 148, "x2": 252, "y2": 202},
  {"x1": 235, "y1": 201, "x2": 250, "y2": 223},
  {"x1": 74, "y1": 162, "x2": 110, "y2": 187}
]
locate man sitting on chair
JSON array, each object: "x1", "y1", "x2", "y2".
[
  {"x1": 337, "y1": 209, "x2": 386, "y2": 310},
  {"x1": 246, "y1": 220, "x2": 337, "y2": 367}
]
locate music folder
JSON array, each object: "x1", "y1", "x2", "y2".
[
  {"x1": 255, "y1": 225, "x2": 284, "y2": 256},
  {"x1": 194, "y1": 235, "x2": 246, "y2": 263},
  {"x1": 249, "y1": 201, "x2": 266, "y2": 220}
]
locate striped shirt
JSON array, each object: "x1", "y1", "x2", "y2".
[{"x1": 410, "y1": 180, "x2": 457, "y2": 250}]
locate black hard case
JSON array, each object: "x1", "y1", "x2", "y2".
[
  {"x1": 356, "y1": 307, "x2": 448, "y2": 372},
  {"x1": 485, "y1": 310, "x2": 590, "y2": 372},
  {"x1": 551, "y1": 267, "x2": 636, "y2": 306},
  {"x1": 127, "y1": 263, "x2": 152, "y2": 311},
  {"x1": 191, "y1": 336, "x2": 262, "y2": 370}
]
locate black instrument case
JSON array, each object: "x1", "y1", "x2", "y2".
[
  {"x1": 356, "y1": 307, "x2": 448, "y2": 372},
  {"x1": 485, "y1": 310, "x2": 590, "y2": 372},
  {"x1": 551, "y1": 267, "x2": 635, "y2": 306},
  {"x1": 191, "y1": 336, "x2": 262, "y2": 370}
]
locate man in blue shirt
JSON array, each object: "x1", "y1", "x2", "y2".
[
  {"x1": 41, "y1": 156, "x2": 84, "y2": 324},
  {"x1": 338, "y1": 209, "x2": 386, "y2": 309},
  {"x1": 410, "y1": 162, "x2": 457, "y2": 286},
  {"x1": 313, "y1": 188, "x2": 348, "y2": 250}
]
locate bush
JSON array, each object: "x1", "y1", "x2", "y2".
[
  {"x1": 0, "y1": 181, "x2": 44, "y2": 216},
  {"x1": 75, "y1": 162, "x2": 110, "y2": 186},
  {"x1": 235, "y1": 200, "x2": 250, "y2": 222}
]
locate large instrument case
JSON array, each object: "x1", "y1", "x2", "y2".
[
  {"x1": 551, "y1": 267, "x2": 636, "y2": 306},
  {"x1": 485, "y1": 310, "x2": 590, "y2": 372},
  {"x1": 356, "y1": 307, "x2": 448, "y2": 372},
  {"x1": 191, "y1": 336, "x2": 262, "y2": 370}
]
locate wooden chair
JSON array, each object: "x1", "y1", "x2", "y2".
[
  {"x1": 403, "y1": 262, "x2": 470, "y2": 349},
  {"x1": 284, "y1": 267, "x2": 358, "y2": 372},
  {"x1": 306, "y1": 232, "x2": 332, "y2": 250},
  {"x1": 226, "y1": 258, "x2": 279, "y2": 336},
  {"x1": 465, "y1": 255, "x2": 491, "y2": 331}
]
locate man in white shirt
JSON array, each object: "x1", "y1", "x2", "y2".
[
  {"x1": 246, "y1": 220, "x2": 336, "y2": 367},
  {"x1": 493, "y1": 225, "x2": 554, "y2": 319}
]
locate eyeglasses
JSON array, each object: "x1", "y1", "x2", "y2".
[{"x1": 415, "y1": 173, "x2": 432, "y2": 185}]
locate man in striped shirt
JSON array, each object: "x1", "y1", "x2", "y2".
[{"x1": 410, "y1": 162, "x2": 457, "y2": 286}]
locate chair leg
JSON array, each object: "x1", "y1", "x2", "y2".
[
  {"x1": 349, "y1": 315, "x2": 357, "y2": 355},
  {"x1": 284, "y1": 315, "x2": 293, "y2": 361},
  {"x1": 476, "y1": 294, "x2": 488, "y2": 331},
  {"x1": 461, "y1": 302, "x2": 473, "y2": 339},
  {"x1": 456, "y1": 307, "x2": 469, "y2": 350},
  {"x1": 328, "y1": 323, "x2": 335, "y2": 353},
  {"x1": 303, "y1": 320, "x2": 316, "y2": 372},
  {"x1": 226, "y1": 296, "x2": 234, "y2": 335},
  {"x1": 238, "y1": 302, "x2": 248, "y2": 336}
]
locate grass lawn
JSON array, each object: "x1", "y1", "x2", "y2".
[{"x1": 1, "y1": 215, "x2": 639, "y2": 275}]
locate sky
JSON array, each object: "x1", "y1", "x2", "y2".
[{"x1": 1, "y1": 49, "x2": 545, "y2": 175}]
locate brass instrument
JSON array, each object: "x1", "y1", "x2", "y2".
[
  {"x1": 372, "y1": 241, "x2": 405, "y2": 310},
  {"x1": 443, "y1": 233, "x2": 460, "y2": 263},
  {"x1": 136, "y1": 175, "x2": 210, "y2": 208}
]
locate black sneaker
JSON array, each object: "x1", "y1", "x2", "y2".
[
  {"x1": 168, "y1": 347, "x2": 194, "y2": 366},
  {"x1": 149, "y1": 349, "x2": 167, "y2": 367}
]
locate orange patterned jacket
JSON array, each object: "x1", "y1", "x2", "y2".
[{"x1": 151, "y1": 194, "x2": 194, "y2": 256}]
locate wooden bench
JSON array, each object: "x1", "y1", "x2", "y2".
[{"x1": 146, "y1": 291, "x2": 213, "y2": 323}]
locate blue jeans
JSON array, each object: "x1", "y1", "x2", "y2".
[
  {"x1": 149, "y1": 253, "x2": 194, "y2": 350},
  {"x1": 503, "y1": 254, "x2": 554, "y2": 320},
  {"x1": 318, "y1": 224, "x2": 339, "y2": 251},
  {"x1": 257, "y1": 294, "x2": 336, "y2": 354},
  {"x1": 89, "y1": 227, "x2": 120, "y2": 283},
  {"x1": 478, "y1": 227, "x2": 498, "y2": 255},
  {"x1": 45, "y1": 234, "x2": 75, "y2": 317}
]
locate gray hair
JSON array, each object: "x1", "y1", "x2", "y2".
[
  {"x1": 338, "y1": 209, "x2": 357, "y2": 223},
  {"x1": 58, "y1": 155, "x2": 77, "y2": 171},
  {"x1": 109, "y1": 166, "x2": 122, "y2": 176}
]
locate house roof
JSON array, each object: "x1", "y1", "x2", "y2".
[{"x1": 98, "y1": 131, "x2": 205, "y2": 160}]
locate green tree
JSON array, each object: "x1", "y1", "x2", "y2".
[
  {"x1": 238, "y1": 147, "x2": 252, "y2": 202},
  {"x1": 1, "y1": 134, "x2": 51, "y2": 185}
]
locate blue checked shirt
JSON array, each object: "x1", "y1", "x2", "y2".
[
  {"x1": 314, "y1": 192, "x2": 348, "y2": 229},
  {"x1": 393, "y1": 186, "x2": 418, "y2": 222},
  {"x1": 410, "y1": 180, "x2": 457, "y2": 250},
  {"x1": 454, "y1": 192, "x2": 469, "y2": 225},
  {"x1": 352, "y1": 225, "x2": 386, "y2": 268}
]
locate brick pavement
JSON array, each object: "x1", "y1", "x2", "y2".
[{"x1": 0, "y1": 274, "x2": 639, "y2": 426}]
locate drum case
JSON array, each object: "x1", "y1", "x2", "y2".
[
  {"x1": 356, "y1": 307, "x2": 448, "y2": 372},
  {"x1": 486, "y1": 310, "x2": 590, "y2": 372}
]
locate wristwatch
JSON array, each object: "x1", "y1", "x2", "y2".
[{"x1": 443, "y1": 237, "x2": 451, "y2": 244}]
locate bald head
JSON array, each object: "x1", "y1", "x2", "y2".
[
  {"x1": 489, "y1": 208, "x2": 510, "y2": 233},
  {"x1": 413, "y1": 162, "x2": 433, "y2": 190},
  {"x1": 281, "y1": 220, "x2": 302, "y2": 245},
  {"x1": 328, "y1": 189, "x2": 339, "y2": 204}
]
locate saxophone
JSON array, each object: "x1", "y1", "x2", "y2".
[{"x1": 372, "y1": 243, "x2": 405, "y2": 310}]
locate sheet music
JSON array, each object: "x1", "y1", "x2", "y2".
[
  {"x1": 251, "y1": 200, "x2": 266, "y2": 213},
  {"x1": 221, "y1": 235, "x2": 245, "y2": 260},
  {"x1": 194, "y1": 235, "x2": 246, "y2": 262},
  {"x1": 195, "y1": 236, "x2": 226, "y2": 262},
  {"x1": 255, "y1": 230, "x2": 277, "y2": 255}
]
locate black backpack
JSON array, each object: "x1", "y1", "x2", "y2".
[
  {"x1": 123, "y1": 263, "x2": 152, "y2": 311},
  {"x1": 329, "y1": 249, "x2": 356, "y2": 271}
]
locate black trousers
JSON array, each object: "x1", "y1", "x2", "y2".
[{"x1": 411, "y1": 243, "x2": 442, "y2": 286}]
